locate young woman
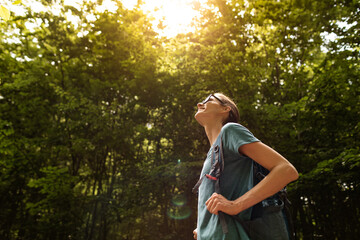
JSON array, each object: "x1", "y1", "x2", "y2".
[{"x1": 193, "y1": 93, "x2": 299, "y2": 240}]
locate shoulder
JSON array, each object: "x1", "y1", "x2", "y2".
[
  {"x1": 220, "y1": 123, "x2": 260, "y2": 153},
  {"x1": 218, "y1": 123, "x2": 258, "y2": 159},
  {"x1": 221, "y1": 122, "x2": 252, "y2": 136}
]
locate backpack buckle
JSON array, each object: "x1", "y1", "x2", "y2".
[{"x1": 205, "y1": 174, "x2": 217, "y2": 181}]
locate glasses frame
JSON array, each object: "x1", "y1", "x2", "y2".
[
  {"x1": 201, "y1": 94, "x2": 225, "y2": 105},
  {"x1": 201, "y1": 94, "x2": 235, "y2": 122}
]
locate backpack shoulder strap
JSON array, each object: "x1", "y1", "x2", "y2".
[
  {"x1": 191, "y1": 134, "x2": 228, "y2": 233},
  {"x1": 213, "y1": 135, "x2": 224, "y2": 180},
  {"x1": 213, "y1": 136, "x2": 229, "y2": 234},
  {"x1": 191, "y1": 135, "x2": 224, "y2": 194}
]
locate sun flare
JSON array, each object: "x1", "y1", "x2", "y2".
[
  {"x1": 5, "y1": 0, "x2": 207, "y2": 38},
  {"x1": 65, "y1": 0, "x2": 207, "y2": 37},
  {"x1": 122, "y1": 0, "x2": 207, "y2": 38}
]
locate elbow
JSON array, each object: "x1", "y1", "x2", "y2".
[{"x1": 286, "y1": 164, "x2": 299, "y2": 182}]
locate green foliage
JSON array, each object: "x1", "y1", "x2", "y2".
[
  {"x1": 26, "y1": 167, "x2": 82, "y2": 239},
  {"x1": 0, "y1": 0, "x2": 359, "y2": 239},
  {"x1": 291, "y1": 148, "x2": 360, "y2": 239}
]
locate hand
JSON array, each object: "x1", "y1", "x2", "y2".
[
  {"x1": 193, "y1": 228, "x2": 197, "y2": 239},
  {"x1": 205, "y1": 192, "x2": 239, "y2": 215}
]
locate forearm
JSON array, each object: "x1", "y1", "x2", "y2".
[
  {"x1": 233, "y1": 162, "x2": 298, "y2": 214},
  {"x1": 206, "y1": 142, "x2": 298, "y2": 216}
]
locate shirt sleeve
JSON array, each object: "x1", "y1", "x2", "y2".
[{"x1": 221, "y1": 123, "x2": 260, "y2": 156}]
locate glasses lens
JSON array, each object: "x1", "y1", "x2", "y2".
[{"x1": 202, "y1": 95, "x2": 212, "y2": 104}]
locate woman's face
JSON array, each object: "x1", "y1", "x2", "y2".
[{"x1": 195, "y1": 94, "x2": 226, "y2": 125}]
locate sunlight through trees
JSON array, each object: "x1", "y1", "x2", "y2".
[{"x1": 0, "y1": 0, "x2": 359, "y2": 239}]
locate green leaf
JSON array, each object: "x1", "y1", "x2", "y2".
[
  {"x1": 0, "y1": 5, "x2": 10, "y2": 21},
  {"x1": 43, "y1": 42, "x2": 57, "y2": 53}
]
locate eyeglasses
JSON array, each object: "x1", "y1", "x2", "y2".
[
  {"x1": 201, "y1": 94, "x2": 235, "y2": 122},
  {"x1": 201, "y1": 94, "x2": 225, "y2": 105}
]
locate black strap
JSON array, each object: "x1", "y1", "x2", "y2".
[
  {"x1": 192, "y1": 174, "x2": 205, "y2": 194},
  {"x1": 192, "y1": 145, "x2": 220, "y2": 194},
  {"x1": 216, "y1": 179, "x2": 228, "y2": 234},
  {"x1": 214, "y1": 140, "x2": 228, "y2": 234},
  {"x1": 279, "y1": 190, "x2": 295, "y2": 240}
]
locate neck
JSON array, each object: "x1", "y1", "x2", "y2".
[{"x1": 203, "y1": 121, "x2": 224, "y2": 146}]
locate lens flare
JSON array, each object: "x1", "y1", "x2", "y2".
[
  {"x1": 167, "y1": 194, "x2": 191, "y2": 220},
  {"x1": 167, "y1": 205, "x2": 192, "y2": 220},
  {"x1": 171, "y1": 194, "x2": 187, "y2": 206}
]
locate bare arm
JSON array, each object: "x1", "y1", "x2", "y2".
[{"x1": 206, "y1": 142, "x2": 298, "y2": 215}]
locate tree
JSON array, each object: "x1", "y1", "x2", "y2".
[{"x1": 0, "y1": 0, "x2": 358, "y2": 239}]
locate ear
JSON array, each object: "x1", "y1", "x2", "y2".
[{"x1": 222, "y1": 106, "x2": 231, "y2": 113}]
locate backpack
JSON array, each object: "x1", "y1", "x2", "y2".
[{"x1": 193, "y1": 135, "x2": 295, "y2": 240}]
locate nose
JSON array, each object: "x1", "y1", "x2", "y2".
[{"x1": 197, "y1": 102, "x2": 204, "y2": 108}]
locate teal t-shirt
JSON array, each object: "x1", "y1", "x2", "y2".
[{"x1": 197, "y1": 123, "x2": 260, "y2": 240}]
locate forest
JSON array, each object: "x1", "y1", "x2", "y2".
[{"x1": 0, "y1": 0, "x2": 359, "y2": 239}]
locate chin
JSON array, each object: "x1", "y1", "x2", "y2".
[{"x1": 194, "y1": 112, "x2": 205, "y2": 126}]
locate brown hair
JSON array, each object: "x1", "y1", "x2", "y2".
[{"x1": 214, "y1": 93, "x2": 240, "y2": 125}]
